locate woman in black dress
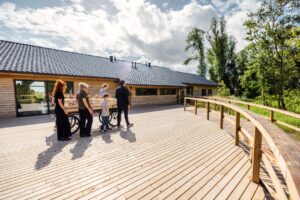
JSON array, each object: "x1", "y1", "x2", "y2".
[{"x1": 52, "y1": 80, "x2": 71, "y2": 141}]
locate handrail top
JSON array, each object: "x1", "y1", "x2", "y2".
[
  {"x1": 206, "y1": 96, "x2": 300, "y2": 119},
  {"x1": 185, "y1": 97, "x2": 300, "y2": 199}
]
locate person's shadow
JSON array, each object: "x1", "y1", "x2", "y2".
[
  {"x1": 35, "y1": 132, "x2": 69, "y2": 170},
  {"x1": 70, "y1": 136, "x2": 92, "y2": 160},
  {"x1": 120, "y1": 127, "x2": 136, "y2": 143},
  {"x1": 101, "y1": 133, "x2": 113, "y2": 144}
]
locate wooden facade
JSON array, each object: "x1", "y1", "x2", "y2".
[{"x1": 0, "y1": 72, "x2": 218, "y2": 118}]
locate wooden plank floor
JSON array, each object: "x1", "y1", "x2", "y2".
[{"x1": 0, "y1": 105, "x2": 268, "y2": 199}]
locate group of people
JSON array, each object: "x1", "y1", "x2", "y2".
[{"x1": 52, "y1": 79, "x2": 133, "y2": 141}]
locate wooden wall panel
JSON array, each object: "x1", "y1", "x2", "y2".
[{"x1": 0, "y1": 77, "x2": 16, "y2": 118}]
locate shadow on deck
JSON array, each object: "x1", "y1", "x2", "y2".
[{"x1": 0, "y1": 105, "x2": 268, "y2": 199}]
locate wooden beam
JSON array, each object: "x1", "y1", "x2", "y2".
[
  {"x1": 207, "y1": 102, "x2": 210, "y2": 120},
  {"x1": 251, "y1": 127, "x2": 262, "y2": 183},
  {"x1": 234, "y1": 112, "x2": 240, "y2": 146},
  {"x1": 220, "y1": 105, "x2": 224, "y2": 129}
]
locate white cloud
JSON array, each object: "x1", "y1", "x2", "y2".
[
  {"x1": 225, "y1": 0, "x2": 260, "y2": 51},
  {"x1": 0, "y1": 0, "x2": 259, "y2": 73}
]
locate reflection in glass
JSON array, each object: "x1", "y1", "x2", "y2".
[
  {"x1": 15, "y1": 80, "x2": 74, "y2": 116},
  {"x1": 16, "y1": 81, "x2": 48, "y2": 116}
]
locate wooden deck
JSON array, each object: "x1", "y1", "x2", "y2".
[{"x1": 0, "y1": 105, "x2": 268, "y2": 199}]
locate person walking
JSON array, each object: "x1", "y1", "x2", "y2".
[
  {"x1": 77, "y1": 83, "x2": 93, "y2": 137},
  {"x1": 116, "y1": 80, "x2": 133, "y2": 128},
  {"x1": 52, "y1": 80, "x2": 71, "y2": 141},
  {"x1": 100, "y1": 93, "x2": 111, "y2": 133}
]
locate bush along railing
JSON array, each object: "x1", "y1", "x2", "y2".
[
  {"x1": 207, "y1": 97, "x2": 300, "y2": 133},
  {"x1": 184, "y1": 97, "x2": 300, "y2": 200}
]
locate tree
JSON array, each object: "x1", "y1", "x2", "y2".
[
  {"x1": 206, "y1": 17, "x2": 237, "y2": 94},
  {"x1": 235, "y1": 48, "x2": 249, "y2": 96},
  {"x1": 183, "y1": 27, "x2": 207, "y2": 77},
  {"x1": 244, "y1": 0, "x2": 300, "y2": 109}
]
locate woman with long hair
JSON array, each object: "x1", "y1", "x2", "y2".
[{"x1": 52, "y1": 80, "x2": 71, "y2": 141}]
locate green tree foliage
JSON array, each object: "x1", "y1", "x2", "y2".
[
  {"x1": 217, "y1": 80, "x2": 231, "y2": 96},
  {"x1": 206, "y1": 17, "x2": 238, "y2": 94},
  {"x1": 183, "y1": 27, "x2": 207, "y2": 77},
  {"x1": 243, "y1": 0, "x2": 300, "y2": 109}
]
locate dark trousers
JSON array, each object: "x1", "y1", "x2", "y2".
[
  {"x1": 55, "y1": 109, "x2": 71, "y2": 140},
  {"x1": 79, "y1": 109, "x2": 93, "y2": 136},
  {"x1": 101, "y1": 116, "x2": 110, "y2": 130},
  {"x1": 117, "y1": 105, "x2": 129, "y2": 126}
]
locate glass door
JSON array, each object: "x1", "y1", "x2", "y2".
[{"x1": 15, "y1": 80, "x2": 48, "y2": 116}]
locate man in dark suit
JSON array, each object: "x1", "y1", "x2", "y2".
[{"x1": 116, "y1": 80, "x2": 133, "y2": 128}]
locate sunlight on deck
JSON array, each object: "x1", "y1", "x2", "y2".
[{"x1": 0, "y1": 105, "x2": 267, "y2": 199}]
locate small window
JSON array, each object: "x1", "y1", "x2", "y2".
[
  {"x1": 208, "y1": 89, "x2": 212, "y2": 96},
  {"x1": 202, "y1": 89, "x2": 207, "y2": 96},
  {"x1": 186, "y1": 87, "x2": 193, "y2": 96},
  {"x1": 160, "y1": 88, "x2": 176, "y2": 95},
  {"x1": 136, "y1": 88, "x2": 157, "y2": 96}
]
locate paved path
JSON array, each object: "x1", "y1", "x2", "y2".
[{"x1": 0, "y1": 105, "x2": 267, "y2": 199}]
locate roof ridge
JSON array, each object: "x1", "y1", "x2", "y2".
[
  {"x1": 0, "y1": 39, "x2": 172, "y2": 71},
  {"x1": 0, "y1": 39, "x2": 113, "y2": 60}
]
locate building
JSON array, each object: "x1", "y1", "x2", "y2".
[{"x1": 0, "y1": 40, "x2": 218, "y2": 118}]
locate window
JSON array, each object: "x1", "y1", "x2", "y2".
[
  {"x1": 136, "y1": 88, "x2": 157, "y2": 96},
  {"x1": 208, "y1": 89, "x2": 212, "y2": 96},
  {"x1": 186, "y1": 87, "x2": 193, "y2": 96},
  {"x1": 15, "y1": 80, "x2": 73, "y2": 116},
  {"x1": 202, "y1": 89, "x2": 207, "y2": 96},
  {"x1": 160, "y1": 88, "x2": 176, "y2": 95}
]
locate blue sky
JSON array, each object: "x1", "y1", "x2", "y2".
[{"x1": 0, "y1": 0, "x2": 260, "y2": 73}]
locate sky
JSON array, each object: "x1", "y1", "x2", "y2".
[{"x1": 0, "y1": 0, "x2": 260, "y2": 73}]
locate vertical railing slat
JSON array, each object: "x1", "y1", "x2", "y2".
[
  {"x1": 270, "y1": 110, "x2": 274, "y2": 122},
  {"x1": 251, "y1": 126, "x2": 262, "y2": 183},
  {"x1": 207, "y1": 102, "x2": 210, "y2": 120},
  {"x1": 195, "y1": 100, "x2": 197, "y2": 115},
  {"x1": 220, "y1": 105, "x2": 224, "y2": 129},
  {"x1": 235, "y1": 112, "x2": 240, "y2": 146}
]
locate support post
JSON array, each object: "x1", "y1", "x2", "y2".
[
  {"x1": 234, "y1": 112, "x2": 240, "y2": 146},
  {"x1": 184, "y1": 98, "x2": 186, "y2": 111},
  {"x1": 220, "y1": 105, "x2": 224, "y2": 129},
  {"x1": 194, "y1": 101, "x2": 197, "y2": 115},
  {"x1": 251, "y1": 127, "x2": 262, "y2": 183},
  {"x1": 207, "y1": 102, "x2": 210, "y2": 120},
  {"x1": 270, "y1": 110, "x2": 274, "y2": 122}
]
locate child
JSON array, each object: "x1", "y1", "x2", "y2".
[
  {"x1": 99, "y1": 83, "x2": 109, "y2": 98},
  {"x1": 100, "y1": 93, "x2": 111, "y2": 133}
]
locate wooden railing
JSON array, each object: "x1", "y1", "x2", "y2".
[
  {"x1": 184, "y1": 97, "x2": 300, "y2": 200},
  {"x1": 207, "y1": 96, "x2": 300, "y2": 132}
]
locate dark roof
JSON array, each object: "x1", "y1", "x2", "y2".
[{"x1": 0, "y1": 40, "x2": 218, "y2": 87}]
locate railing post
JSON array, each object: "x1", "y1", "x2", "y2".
[
  {"x1": 214, "y1": 103, "x2": 217, "y2": 111},
  {"x1": 270, "y1": 110, "x2": 274, "y2": 122},
  {"x1": 184, "y1": 98, "x2": 186, "y2": 111},
  {"x1": 207, "y1": 102, "x2": 210, "y2": 120},
  {"x1": 234, "y1": 112, "x2": 240, "y2": 146},
  {"x1": 247, "y1": 105, "x2": 250, "y2": 110},
  {"x1": 220, "y1": 105, "x2": 224, "y2": 129},
  {"x1": 194, "y1": 101, "x2": 197, "y2": 115},
  {"x1": 251, "y1": 126, "x2": 262, "y2": 183}
]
